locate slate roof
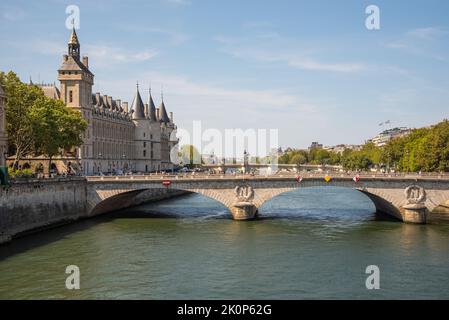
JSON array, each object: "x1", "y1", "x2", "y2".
[{"x1": 131, "y1": 86, "x2": 145, "y2": 119}]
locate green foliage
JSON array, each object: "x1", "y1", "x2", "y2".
[
  {"x1": 279, "y1": 120, "x2": 449, "y2": 172},
  {"x1": 8, "y1": 167, "x2": 34, "y2": 179},
  {"x1": 0, "y1": 71, "x2": 87, "y2": 171},
  {"x1": 340, "y1": 142, "x2": 381, "y2": 170},
  {"x1": 381, "y1": 121, "x2": 449, "y2": 172},
  {"x1": 0, "y1": 71, "x2": 44, "y2": 166},
  {"x1": 178, "y1": 144, "x2": 201, "y2": 167}
]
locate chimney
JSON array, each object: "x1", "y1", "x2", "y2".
[
  {"x1": 144, "y1": 103, "x2": 149, "y2": 118},
  {"x1": 169, "y1": 112, "x2": 173, "y2": 123},
  {"x1": 82, "y1": 56, "x2": 89, "y2": 68},
  {"x1": 123, "y1": 102, "x2": 128, "y2": 113},
  {"x1": 103, "y1": 95, "x2": 109, "y2": 108},
  {"x1": 156, "y1": 108, "x2": 160, "y2": 120},
  {"x1": 116, "y1": 99, "x2": 121, "y2": 110},
  {"x1": 95, "y1": 92, "x2": 101, "y2": 106},
  {"x1": 107, "y1": 96, "x2": 113, "y2": 109},
  {"x1": 63, "y1": 54, "x2": 68, "y2": 62}
]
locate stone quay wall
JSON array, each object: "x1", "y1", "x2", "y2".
[{"x1": 0, "y1": 178, "x2": 186, "y2": 245}]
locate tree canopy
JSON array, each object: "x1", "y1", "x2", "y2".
[
  {"x1": 279, "y1": 121, "x2": 449, "y2": 173},
  {"x1": 0, "y1": 71, "x2": 87, "y2": 171}
]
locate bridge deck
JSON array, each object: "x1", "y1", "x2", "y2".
[{"x1": 86, "y1": 173, "x2": 449, "y2": 183}]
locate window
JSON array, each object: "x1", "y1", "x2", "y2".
[
  {"x1": 143, "y1": 150, "x2": 147, "y2": 157},
  {"x1": 143, "y1": 133, "x2": 146, "y2": 138},
  {"x1": 69, "y1": 90, "x2": 73, "y2": 103},
  {"x1": 143, "y1": 142, "x2": 146, "y2": 148}
]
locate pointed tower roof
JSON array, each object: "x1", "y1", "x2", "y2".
[
  {"x1": 68, "y1": 27, "x2": 80, "y2": 45},
  {"x1": 158, "y1": 91, "x2": 170, "y2": 123},
  {"x1": 148, "y1": 87, "x2": 157, "y2": 122},
  {"x1": 131, "y1": 83, "x2": 145, "y2": 119}
]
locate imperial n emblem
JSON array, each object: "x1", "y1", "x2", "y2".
[{"x1": 234, "y1": 185, "x2": 254, "y2": 203}]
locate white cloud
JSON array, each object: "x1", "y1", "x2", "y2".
[
  {"x1": 407, "y1": 27, "x2": 448, "y2": 41},
  {"x1": 216, "y1": 37, "x2": 365, "y2": 73},
  {"x1": 15, "y1": 39, "x2": 158, "y2": 66},
  {"x1": 97, "y1": 70, "x2": 311, "y2": 111},
  {"x1": 164, "y1": 0, "x2": 191, "y2": 6},
  {"x1": 0, "y1": 6, "x2": 26, "y2": 21},
  {"x1": 386, "y1": 27, "x2": 448, "y2": 61},
  {"x1": 121, "y1": 26, "x2": 190, "y2": 46},
  {"x1": 84, "y1": 45, "x2": 158, "y2": 64},
  {"x1": 94, "y1": 70, "x2": 326, "y2": 149}
]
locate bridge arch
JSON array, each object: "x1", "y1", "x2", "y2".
[
  {"x1": 257, "y1": 186, "x2": 402, "y2": 221},
  {"x1": 86, "y1": 186, "x2": 237, "y2": 217},
  {"x1": 86, "y1": 176, "x2": 449, "y2": 223}
]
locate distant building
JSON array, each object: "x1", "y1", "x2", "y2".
[
  {"x1": 0, "y1": 85, "x2": 7, "y2": 168},
  {"x1": 370, "y1": 127, "x2": 411, "y2": 147},
  {"x1": 309, "y1": 142, "x2": 323, "y2": 150},
  {"x1": 324, "y1": 144, "x2": 361, "y2": 154},
  {"x1": 202, "y1": 153, "x2": 219, "y2": 165}
]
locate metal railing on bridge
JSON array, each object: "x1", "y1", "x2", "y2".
[{"x1": 85, "y1": 171, "x2": 449, "y2": 182}]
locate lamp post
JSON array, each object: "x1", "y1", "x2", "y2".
[
  {"x1": 221, "y1": 157, "x2": 226, "y2": 174},
  {"x1": 405, "y1": 149, "x2": 410, "y2": 174},
  {"x1": 243, "y1": 150, "x2": 249, "y2": 174},
  {"x1": 98, "y1": 153, "x2": 103, "y2": 175}
]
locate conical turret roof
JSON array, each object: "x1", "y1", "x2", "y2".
[
  {"x1": 159, "y1": 99, "x2": 170, "y2": 123},
  {"x1": 148, "y1": 89, "x2": 157, "y2": 122},
  {"x1": 131, "y1": 84, "x2": 145, "y2": 119}
]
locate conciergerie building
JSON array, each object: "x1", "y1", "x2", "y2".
[{"x1": 34, "y1": 28, "x2": 178, "y2": 175}]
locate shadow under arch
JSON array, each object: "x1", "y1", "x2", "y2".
[
  {"x1": 257, "y1": 186, "x2": 402, "y2": 222},
  {"x1": 89, "y1": 187, "x2": 230, "y2": 218}
]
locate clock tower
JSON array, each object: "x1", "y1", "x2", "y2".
[{"x1": 58, "y1": 27, "x2": 94, "y2": 174}]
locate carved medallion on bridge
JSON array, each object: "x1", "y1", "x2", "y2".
[
  {"x1": 234, "y1": 185, "x2": 254, "y2": 203},
  {"x1": 404, "y1": 185, "x2": 426, "y2": 209}
]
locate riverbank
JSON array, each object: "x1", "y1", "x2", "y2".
[{"x1": 0, "y1": 178, "x2": 187, "y2": 245}]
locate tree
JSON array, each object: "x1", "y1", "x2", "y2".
[
  {"x1": 31, "y1": 96, "x2": 86, "y2": 174},
  {"x1": 178, "y1": 144, "x2": 201, "y2": 167},
  {"x1": 289, "y1": 152, "x2": 307, "y2": 166},
  {"x1": 0, "y1": 71, "x2": 43, "y2": 168},
  {"x1": 310, "y1": 149, "x2": 332, "y2": 165},
  {"x1": 1, "y1": 71, "x2": 87, "y2": 173}
]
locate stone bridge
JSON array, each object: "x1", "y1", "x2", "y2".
[{"x1": 85, "y1": 174, "x2": 449, "y2": 224}]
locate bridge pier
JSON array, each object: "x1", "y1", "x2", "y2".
[
  {"x1": 402, "y1": 204, "x2": 427, "y2": 224},
  {"x1": 400, "y1": 185, "x2": 428, "y2": 224},
  {"x1": 230, "y1": 203, "x2": 258, "y2": 220}
]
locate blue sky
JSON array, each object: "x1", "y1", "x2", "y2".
[{"x1": 1, "y1": 0, "x2": 449, "y2": 149}]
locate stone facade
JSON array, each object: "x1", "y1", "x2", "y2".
[
  {"x1": 86, "y1": 176, "x2": 449, "y2": 223},
  {"x1": 0, "y1": 85, "x2": 7, "y2": 168},
  {"x1": 35, "y1": 28, "x2": 178, "y2": 175}
]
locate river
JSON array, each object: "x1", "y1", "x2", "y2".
[{"x1": 1, "y1": 187, "x2": 449, "y2": 299}]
